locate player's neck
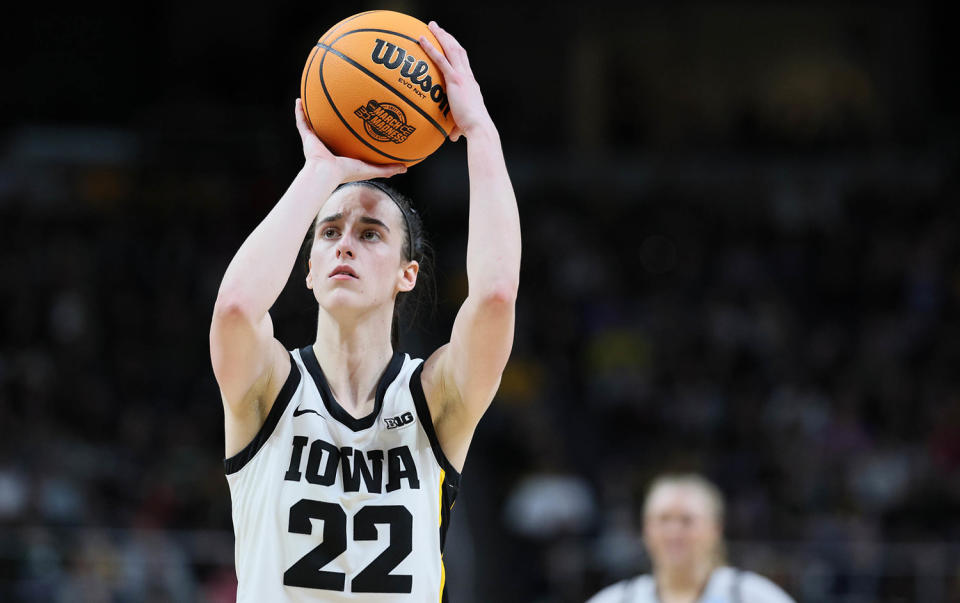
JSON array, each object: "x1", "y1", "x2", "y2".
[
  {"x1": 655, "y1": 560, "x2": 714, "y2": 603},
  {"x1": 313, "y1": 308, "x2": 394, "y2": 418}
]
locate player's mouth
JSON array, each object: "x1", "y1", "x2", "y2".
[{"x1": 329, "y1": 265, "x2": 359, "y2": 279}]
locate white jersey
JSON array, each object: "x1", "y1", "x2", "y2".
[
  {"x1": 587, "y1": 566, "x2": 795, "y2": 603},
  {"x1": 225, "y1": 346, "x2": 459, "y2": 603}
]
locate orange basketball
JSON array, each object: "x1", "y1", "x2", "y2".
[{"x1": 300, "y1": 11, "x2": 455, "y2": 167}]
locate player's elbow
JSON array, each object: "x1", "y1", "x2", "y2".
[
  {"x1": 476, "y1": 281, "x2": 518, "y2": 309},
  {"x1": 212, "y1": 289, "x2": 259, "y2": 327}
]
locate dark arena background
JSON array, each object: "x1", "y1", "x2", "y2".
[{"x1": 1, "y1": 1, "x2": 958, "y2": 601}]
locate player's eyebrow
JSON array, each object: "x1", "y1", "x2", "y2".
[
  {"x1": 318, "y1": 213, "x2": 390, "y2": 232},
  {"x1": 359, "y1": 216, "x2": 390, "y2": 232}
]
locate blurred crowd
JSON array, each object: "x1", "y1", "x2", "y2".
[
  {"x1": 2, "y1": 3, "x2": 959, "y2": 601},
  {"x1": 475, "y1": 169, "x2": 960, "y2": 601},
  {"x1": 0, "y1": 145, "x2": 958, "y2": 601}
]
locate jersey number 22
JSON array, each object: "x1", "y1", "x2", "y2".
[{"x1": 283, "y1": 499, "x2": 413, "y2": 593}]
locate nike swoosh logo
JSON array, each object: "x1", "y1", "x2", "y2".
[{"x1": 293, "y1": 406, "x2": 324, "y2": 418}]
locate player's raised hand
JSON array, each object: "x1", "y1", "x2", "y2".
[
  {"x1": 294, "y1": 98, "x2": 406, "y2": 182},
  {"x1": 418, "y1": 22, "x2": 492, "y2": 142}
]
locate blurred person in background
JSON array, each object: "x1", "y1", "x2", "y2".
[{"x1": 588, "y1": 474, "x2": 794, "y2": 603}]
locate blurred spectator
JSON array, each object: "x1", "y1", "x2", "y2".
[{"x1": 588, "y1": 474, "x2": 795, "y2": 602}]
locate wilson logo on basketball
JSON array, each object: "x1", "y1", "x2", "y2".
[
  {"x1": 370, "y1": 38, "x2": 451, "y2": 117},
  {"x1": 354, "y1": 100, "x2": 417, "y2": 143}
]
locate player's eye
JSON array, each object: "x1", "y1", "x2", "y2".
[
  {"x1": 361, "y1": 230, "x2": 381, "y2": 241},
  {"x1": 321, "y1": 227, "x2": 339, "y2": 239}
]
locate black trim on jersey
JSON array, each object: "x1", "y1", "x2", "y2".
[
  {"x1": 299, "y1": 345, "x2": 404, "y2": 432},
  {"x1": 409, "y1": 362, "x2": 461, "y2": 553},
  {"x1": 409, "y1": 362, "x2": 462, "y2": 482},
  {"x1": 439, "y1": 474, "x2": 459, "y2": 552},
  {"x1": 224, "y1": 352, "x2": 301, "y2": 475}
]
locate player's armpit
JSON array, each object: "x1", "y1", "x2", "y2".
[
  {"x1": 421, "y1": 324, "x2": 510, "y2": 471},
  {"x1": 210, "y1": 302, "x2": 278, "y2": 407},
  {"x1": 419, "y1": 347, "x2": 474, "y2": 473},
  {"x1": 221, "y1": 338, "x2": 291, "y2": 458}
]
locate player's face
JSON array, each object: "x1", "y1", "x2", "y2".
[
  {"x1": 643, "y1": 484, "x2": 721, "y2": 572},
  {"x1": 305, "y1": 186, "x2": 417, "y2": 314}
]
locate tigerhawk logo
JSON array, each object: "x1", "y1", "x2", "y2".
[
  {"x1": 354, "y1": 100, "x2": 416, "y2": 143},
  {"x1": 370, "y1": 38, "x2": 451, "y2": 118}
]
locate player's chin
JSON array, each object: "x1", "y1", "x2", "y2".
[
  {"x1": 318, "y1": 287, "x2": 374, "y2": 309},
  {"x1": 321, "y1": 288, "x2": 359, "y2": 302}
]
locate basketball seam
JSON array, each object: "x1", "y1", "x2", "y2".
[
  {"x1": 318, "y1": 40, "x2": 450, "y2": 140},
  {"x1": 316, "y1": 44, "x2": 425, "y2": 163},
  {"x1": 335, "y1": 27, "x2": 424, "y2": 48},
  {"x1": 301, "y1": 45, "x2": 320, "y2": 138},
  {"x1": 319, "y1": 11, "x2": 378, "y2": 45},
  {"x1": 317, "y1": 41, "x2": 449, "y2": 142},
  {"x1": 323, "y1": 27, "x2": 451, "y2": 138}
]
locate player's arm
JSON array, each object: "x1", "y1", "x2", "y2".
[
  {"x1": 210, "y1": 100, "x2": 405, "y2": 454},
  {"x1": 418, "y1": 22, "x2": 522, "y2": 472}
]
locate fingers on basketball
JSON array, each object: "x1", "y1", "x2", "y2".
[
  {"x1": 418, "y1": 36, "x2": 454, "y2": 77},
  {"x1": 428, "y1": 22, "x2": 470, "y2": 70},
  {"x1": 295, "y1": 99, "x2": 315, "y2": 137}
]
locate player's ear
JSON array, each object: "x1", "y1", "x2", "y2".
[
  {"x1": 306, "y1": 259, "x2": 314, "y2": 290},
  {"x1": 398, "y1": 260, "x2": 419, "y2": 293}
]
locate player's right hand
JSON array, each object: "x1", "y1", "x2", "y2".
[{"x1": 295, "y1": 98, "x2": 406, "y2": 183}]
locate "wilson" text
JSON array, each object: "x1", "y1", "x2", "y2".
[{"x1": 371, "y1": 38, "x2": 451, "y2": 118}]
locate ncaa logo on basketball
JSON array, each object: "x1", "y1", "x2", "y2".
[{"x1": 355, "y1": 101, "x2": 417, "y2": 144}]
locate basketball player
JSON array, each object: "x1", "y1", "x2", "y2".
[
  {"x1": 588, "y1": 474, "x2": 795, "y2": 603},
  {"x1": 209, "y1": 21, "x2": 520, "y2": 601}
]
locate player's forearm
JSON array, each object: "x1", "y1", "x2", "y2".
[
  {"x1": 464, "y1": 122, "x2": 521, "y2": 300},
  {"x1": 215, "y1": 161, "x2": 339, "y2": 318}
]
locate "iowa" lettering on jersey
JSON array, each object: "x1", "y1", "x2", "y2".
[{"x1": 282, "y1": 436, "x2": 421, "y2": 493}]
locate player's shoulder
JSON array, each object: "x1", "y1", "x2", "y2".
[
  {"x1": 733, "y1": 567, "x2": 796, "y2": 603},
  {"x1": 587, "y1": 574, "x2": 654, "y2": 603},
  {"x1": 397, "y1": 350, "x2": 424, "y2": 374},
  {"x1": 383, "y1": 350, "x2": 424, "y2": 396}
]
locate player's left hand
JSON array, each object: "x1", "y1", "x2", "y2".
[{"x1": 419, "y1": 21, "x2": 492, "y2": 142}]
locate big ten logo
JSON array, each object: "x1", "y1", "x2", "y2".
[{"x1": 384, "y1": 411, "x2": 414, "y2": 430}]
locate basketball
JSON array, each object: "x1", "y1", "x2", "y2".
[{"x1": 300, "y1": 11, "x2": 456, "y2": 167}]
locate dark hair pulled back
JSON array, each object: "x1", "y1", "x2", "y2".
[{"x1": 300, "y1": 179, "x2": 435, "y2": 348}]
